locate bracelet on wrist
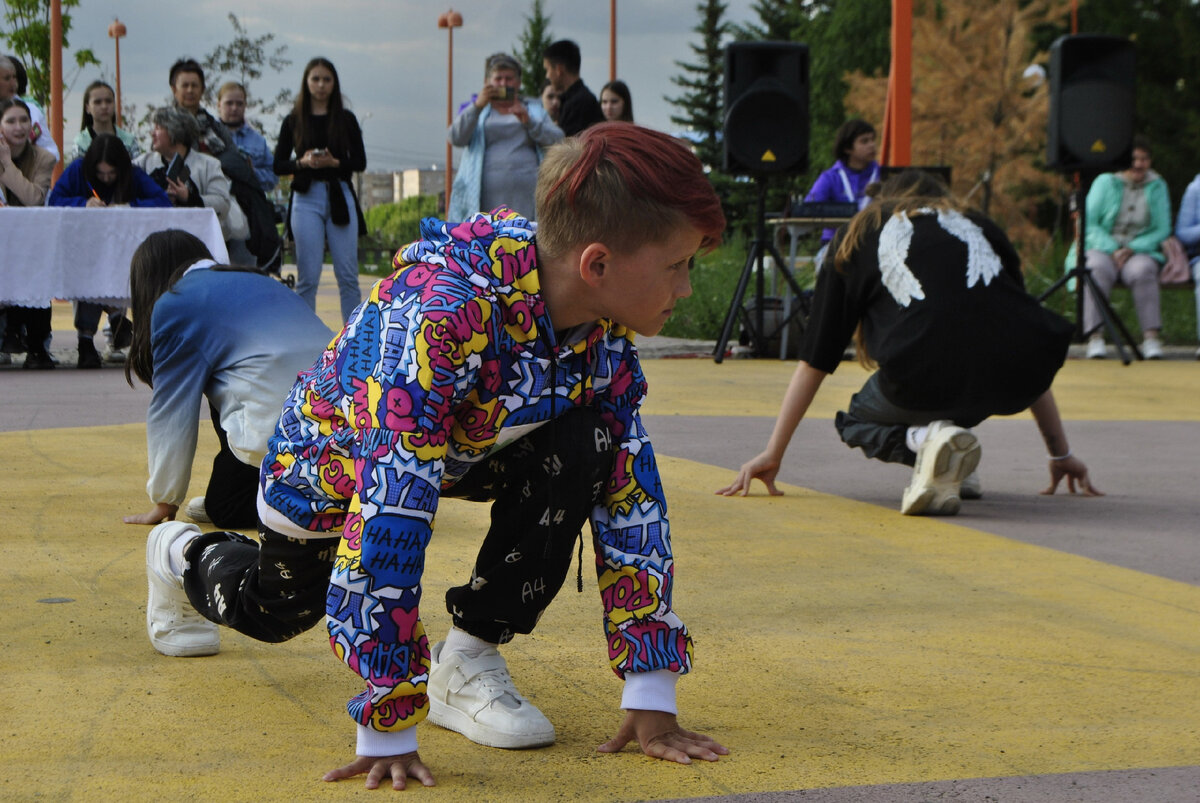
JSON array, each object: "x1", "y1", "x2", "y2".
[{"x1": 1049, "y1": 450, "x2": 1072, "y2": 461}]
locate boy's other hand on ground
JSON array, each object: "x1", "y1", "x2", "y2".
[
  {"x1": 716, "y1": 451, "x2": 784, "y2": 497},
  {"x1": 123, "y1": 502, "x2": 178, "y2": 525},
  {"x1": 323, "y1": 752, "x2": 435, "y2": 790},
  {"x1": 597, "y1": 709, "x2": 729, "y2": 764}
]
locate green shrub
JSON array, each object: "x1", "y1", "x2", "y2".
[{"x1": 364, "y1": 195, "x2": 440, "y2": 250}]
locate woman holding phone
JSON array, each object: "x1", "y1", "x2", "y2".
[
  {"x1": 135, "y1": 106, "x2": 250, "y2": 261},
  {"x1": 274, "y1": 57, "x2": 366, "y2": 322},
  {"x1": 448, "y1": 52, "x2": 563, "y2": 224}
]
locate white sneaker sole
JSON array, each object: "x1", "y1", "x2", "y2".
[
  {"x1": 146, "y1": 523, "x2": 219, "y2": 657},
  {"x1": 427, "y1": 697, "x2": 555, "y2": 749},
  {"x1": 901, "y1": 428, "x2": 981, "y2": 516}
]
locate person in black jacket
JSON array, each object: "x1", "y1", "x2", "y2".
[{"x1": 542, "y1": 40, "x2": 603, "y2": 137}]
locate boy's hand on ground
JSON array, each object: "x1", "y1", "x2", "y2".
[
  {"x1": 597, "y1": 709, "x2": 728, "y2": 764},
  {"x1": 716, "y1": 452, "x2": 783, "y2": 497},
  {"x1": 323, "y1": 752, "x2": 435, "y2": 790},
  {"x1": 123, "y1": 502, "x2": 178, "y2": 525},
  {"x1": 1041, "y1": 455, "x2": 1103, "y2": 497}
]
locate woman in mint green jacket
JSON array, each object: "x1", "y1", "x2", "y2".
[{"x1": 1066, "y1": 137, "x2": 1171, "y2": 359}]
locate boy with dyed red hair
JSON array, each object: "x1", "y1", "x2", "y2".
[{"x1": 145, "y1": 122, "x2": 728, "y2": 788}]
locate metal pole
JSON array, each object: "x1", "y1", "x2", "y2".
[
  {"x1": 50, "y1": 0, "x2": 64, "y2": 176},
  {"x1": 610, "y1": 0, "x2": 617, "y2": 82}
]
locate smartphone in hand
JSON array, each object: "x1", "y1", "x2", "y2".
[{"x1": 165, "y1": 154, "x2": 189, "y2": 183}]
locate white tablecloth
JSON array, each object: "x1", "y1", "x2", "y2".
[{"x1": 0, "y1": 207, "x2": 230, "y2": 307}]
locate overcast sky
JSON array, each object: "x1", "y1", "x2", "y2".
[{"x1": 64, "y1": 0, "x2": 758, "y2": 172}]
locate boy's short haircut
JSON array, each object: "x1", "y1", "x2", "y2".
[
  {"x1": 543, "y1": 39, "x2": 582, "y2": 75},
  {"x1": 169, "y1": 58, "x2": 205, "y2": 89},
  {"x1": 833, "y1": 118, "x2": 876, "y2": 161},
  {"x1": 534, "y1": 121, "x2": 725, "y2": 259}
]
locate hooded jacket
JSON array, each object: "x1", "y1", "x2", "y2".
[{"x1": 259, "y1": 209, "x2": 692, "y2": 754}]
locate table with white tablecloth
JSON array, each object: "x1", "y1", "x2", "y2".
[{"x1": 0, "y1": 207, "x2": 230, "y2": 308}]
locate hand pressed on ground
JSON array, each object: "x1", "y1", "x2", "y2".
[
  {"x1": 323, "y1": 752, "x2": 435, "y2": 791},
  {"x1": 597, "y1": 709, "x2": 729, "y2": 764},
  {"x1": 715, "y1": 450, "x2": 785, "y2": 497},
  {"x1": 123, "y1": 501, "x2": 178, "y2": 525},
  {"x1": 1041, "y1": 454, "x2": 1103, "y2": 497}
]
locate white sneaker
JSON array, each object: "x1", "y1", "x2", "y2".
[
  {"x1": 1142, "y1": 337, "x2": 1164, "y2": 360},
  {"x1": 185, "y1": 496, "x2": 211, "y2": 524},
  {"x1": 427, "y1": 640, "x2": 555, "y2": 748},
  {"x1": 102, "y1": 346, "x2": 128, "y2": 363},
  {"x1": 901, "y1": 421, "x2": 981, "y2": 516},
  {"x1": 146, "y1": 521, "x2": 220, "y2": 657},
  {"x1": 960, "y1": 470, "x2": 983, "y2": 500},
  {"x1": 1195, "y1": 345, "x2": 1200, "y2": 360},
  {"x1": 1086, "y1": 335, "x2": 1108, "y2": 359}
]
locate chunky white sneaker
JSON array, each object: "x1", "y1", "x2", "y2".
[
  {"x1": 185, "y1": 496, "x2": 211, "y2": 524},
  {"x1": 960, "y1": 470, "x2": 983, "y2": 500},
  {"x1": 146, "y1": 521, "x2": 220, "y2": 657},
  {"x1": 1086, "y1": 335, "x2": 1108, "y2": 359},
  {"x1": 426, "y1": 640, "x2": 555, "y2": 748},
  {"x1": 901, "y1": 421, "x2": 981, "y2": 516},
  {"x1": 1142, "y1": 337, "x2": 1164, "y2": 360}
]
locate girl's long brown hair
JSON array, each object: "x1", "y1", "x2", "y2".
[
  {"x1": 832, "y1": 170, "x2": 964, "y2": 368},
  {"x1": 124, "y1": 230, "x2": 214, "y2": 388},
  {"x1": 289, "y1": 57, "x2": 348, "y2": 158}
]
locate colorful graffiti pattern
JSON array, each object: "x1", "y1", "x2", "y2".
[{"x1": 260, "y1": 209, "x2": 692, "y2": 737}]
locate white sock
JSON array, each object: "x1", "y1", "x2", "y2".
[
  {"x1": 443, "y1": 626, "x2": 495, "y2": 658},
  {"x1": 906, "y1": 424, "x2": 929, "y2": 453},
  {"x1": 167, "y1": 532, "x2": 196, "y2": 578}
]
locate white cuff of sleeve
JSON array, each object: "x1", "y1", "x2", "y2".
[
  {"x1": 356, "y1": 723, "x2": 418, "y2": 757},
  {"x1": 620, "y1": 670, "x2": 679, "y2": 714}
]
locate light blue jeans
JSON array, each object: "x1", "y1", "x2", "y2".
[
  {"x1": 1192, "y1": 257, "x2": 1200, "y2": 341},
  {"x1": 290, "y1": 180, "x2": 361, "y2": 322}
]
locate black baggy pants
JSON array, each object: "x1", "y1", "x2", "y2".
[{"x1": 182, "y1": 406, "x2": 613, "y2": 645}]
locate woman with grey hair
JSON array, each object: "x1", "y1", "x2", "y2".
[
  {"x1": 448, "y1": 52, "x2": 563, "y2": 222},
  {"x1": 135, "y1": 106, "x2": 251, "y2": 261}
]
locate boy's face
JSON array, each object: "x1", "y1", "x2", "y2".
[{"x1": 595, "y1": 225, "x2": 701, "y2": 336}]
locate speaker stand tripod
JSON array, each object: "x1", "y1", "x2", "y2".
[
  {"x1": 1038, "y1": 173, "x2": 1142, "y2": 365},
  {"x1": 713, "y1": 177, "x2": 808, "y2": 363}
]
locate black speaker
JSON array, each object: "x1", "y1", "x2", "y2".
[
  {"x1": 1046, "y1": 34, "x2": 1135, "y2": 171},
  {"x1": 723, "y1": 41, "x2": 809, "y2": 176}
]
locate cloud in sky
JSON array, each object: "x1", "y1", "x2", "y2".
[{"x1": 65, "y1": 0, "x2": 757, "y2": 172}]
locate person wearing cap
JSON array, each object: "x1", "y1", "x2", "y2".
[{"x1": 448, "y1": 52, "x2": 563, "y2": 222}]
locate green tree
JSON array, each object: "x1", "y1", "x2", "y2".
[
  {"x1": 0, "y1": 0, "x2": 98, "y2": 108},
  {"x1": 668, "y1": 0, "x2": 728, "y2": 172},
  {"x1": 514, "y1": 0, "x2": 553, "y2": 99},
  {"x1": 785, "y1": 2, "x2": 889, "y2": 190},
  {"x1": 202, "y1": 12, "x2": 293, "y2": 133}
]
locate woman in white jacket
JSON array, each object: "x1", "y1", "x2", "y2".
[{"x1": 135, "y1": 106, "x2": 252, "y2": 263}]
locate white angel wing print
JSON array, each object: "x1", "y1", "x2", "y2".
[
  {"x1": 878, "y1": 211, "x2": 925, "y2": 307},
  {"x1": 936, "y1": 209, "x2": 1003, "y2": 288}
]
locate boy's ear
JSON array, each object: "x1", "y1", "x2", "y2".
[{"x1": 578, "y1": 242, "x2": 611, "y2": 288}]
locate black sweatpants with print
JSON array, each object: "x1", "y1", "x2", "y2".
[{"x1": 181, "y1": 406, "x2": 613, "y2": 646}]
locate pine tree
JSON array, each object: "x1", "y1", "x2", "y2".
[
  {"x1": 668, "y1": 0, "x2": 729, "y2": 172},
  {"x1": 514, "y1": 0, "x2": 554, "y2": 99}
]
